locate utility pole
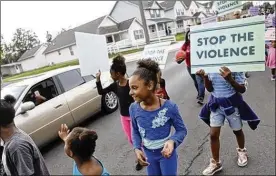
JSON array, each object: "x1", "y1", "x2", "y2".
[{"x1": 139, "y1": 1, "x2": 150, "y2": 44}]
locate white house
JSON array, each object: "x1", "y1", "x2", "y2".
[
  {"x1": 43, "y1": 15, "x2": 145, "y2": 65},
  {"x1": 18, "y1": 45, "x2": 48, "y2": 72},
  {"x1": 110, "y1": 1, "x2": 178, "y2": 39},
  {"x1": 1, "y1": 63, "x2": 23, "y2": 76}
]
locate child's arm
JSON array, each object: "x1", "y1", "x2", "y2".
[
  {"x1": 169, "y1": 103, "x2": 187, "y2": 148},
  {"x1": 220, "y1": 67, "x2": 246, "y2": 93},
  {"x1": 129, "y1": 104, "x2": 142, "y2": 150},
  {"x1": 196, "y1": 70, "x2": 214, "y2": 92},
  {"x1": 96, "y1": 81, "x2": 117, "y2": 95}
]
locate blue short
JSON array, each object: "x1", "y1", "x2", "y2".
[{"x1": 210, "y1": 107, "x2": 243, "y2": 131}]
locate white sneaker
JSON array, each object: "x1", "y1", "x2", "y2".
[
  {"x1": 271, "y1": 76, "x2": 275, "y2": 81},
  {"x1": 202, "y1": 158, "x2": 223, "y2": 175},
  {"x1": 237, "y1": 148, "x2": 248, "y2": 167}
]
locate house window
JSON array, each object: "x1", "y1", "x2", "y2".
[
  {"x1": 181, "y1": 9, "x2": 184, "y2": 16},
  {"x1": 133, "y1": 29, "x2": 144, "y2": 40},
  {"x1": 58, "y1": 50, "x2": 61, "y2": 55},
  {"x1": 157, "y1": 23, "x2": 164, "y2": 31},
  {"x1": 69, "y1": 46, "x2": 74, "y2": 56},
  {"x1": 149, "y1": 25, "x2": 156, "y2": 32},
  {"x1": 106, "y1": 36, "x2": 113, "y2": 43},
  {"x1": 156, "y1": 10, "x2": 160, "y2": 17},
  {"x1": 177, "y1": 21, "x2": 184, "y2": 28}
]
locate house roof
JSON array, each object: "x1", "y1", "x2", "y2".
[
  {"x1": 43, "y1": 16, "x2": 106, "y2": 54},
  {"x1": 43, "y1": 16, "x2": 137, "y2": 54},
  {"x1": 18, "y1": 45, "x2": 42, "y2": 61},
  {"x1": 148, "y1": 18, "x2": 174, "y2": 23},
  {"x1": 196, "y1": 1, "x2": 214, "y2": 9},
  {"x1": 159, "y1": 1, "x2": 176, "y2": 11},
  {"x1": 98, "y1": 18, "x2": 136, "y2": 35},
  {"x1": 182, "y1": 0, "x2": 192, "y2": 9},
  {"x1": 128, "y1": 1, "x2": 163, "y2": 9}
]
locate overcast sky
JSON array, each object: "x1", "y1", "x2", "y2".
[
  {"x1": 1, "y1": 1, "x2": 116, "y2": 43},
  {"x1": 1, "y1": 1, "x2": 274, "y2": 44}
]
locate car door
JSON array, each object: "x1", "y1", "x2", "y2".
[
  {"x1": 56, "y1": 69, "x2": 101, "y2": 124},
  {"x1": 15, "y1": 77, "x2": 75, "y2": 147}
]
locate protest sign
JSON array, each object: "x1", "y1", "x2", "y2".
[
  {"x1": 201, "y1": 16, "x2": 217, "y2": 24},
  {"x1": 249, "y1": 6, "x2": 259, "y2": 16},
  {"x1": 142, "y1": 41, "x2": 171, "y2": 69},
  {"x1": 190, "y1": 15, "x2": 265, "y2": 73},
  {"x1": 215, "y1": 1, "x2": 243, "y2": 16},
  {"x1": 265, "y1": 28, "x2": 275, "y2": 41},
  {"x1": 75, "y1": 32, "x2": 110, "y2": 76}
]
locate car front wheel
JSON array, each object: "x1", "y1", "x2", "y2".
[{"x1": 102, "y1": 91, "x2": 118, "y2": 113}]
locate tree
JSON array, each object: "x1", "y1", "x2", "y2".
[
  {"x1": 11, "y1": 28, "x2": 40, "y2": 61},
  {"x1": 0, "y1": 34, "x2": 4, "y2": 64}
]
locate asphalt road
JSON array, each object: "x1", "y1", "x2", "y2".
[{"x1": 42, "y1": 51, "x2": 275, "y2": 175}]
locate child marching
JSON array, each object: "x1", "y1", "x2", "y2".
[
  {"x1": 129, "y1": 59, "x2": 187, "y2": 175},
  {"x1": 197, "y1": 67, "x2": 260, "y2": 175}
]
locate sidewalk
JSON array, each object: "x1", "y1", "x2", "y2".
[{"x1": 109, "y1": 41, "x2": 183, "y2": 64}]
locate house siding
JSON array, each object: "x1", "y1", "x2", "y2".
[
  {"x1": 128, "y1": 20, "x2": 145, "y2": 45},
  {"x1": 20, "y1": 46, "x2": 48, "y2": 72},
  {"x1": 110, "y1": 1, "x2": 141, "y2": 22},
  {"x1": 100, "y1": 17, "x2": 117, "y2": 27},
  {"x1": 45, "y1": 45, "x2": 77, "y2": 65}
]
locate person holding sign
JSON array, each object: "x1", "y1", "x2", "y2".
[
  {"x1": 95, "y1": 55, "x2": 143, "y2": 171},
  {"x1": 197, "y1": 67, "x2": 260, "y2": 175},
  {"x1": 129, "y1": 59, "x2": 187, "y2": 176},
  {"x1": 266, "y1": 40, "x2": 276, "y2": 80},
  {"x1": 178, "y1": 31, "x2": 205, "y2": 105}
]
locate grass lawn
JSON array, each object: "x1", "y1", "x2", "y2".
[
  {"x1": 3, "y1": 48, "x2": 144, "y2": 83},
  {"x1": 175, "y1": 33, "x2": 185, "y2": 41}
]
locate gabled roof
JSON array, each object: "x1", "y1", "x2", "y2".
[
  {"x1": 193, "y1": 11, "x2": 207, "y2": 18},
  {"x1": 182, "y1": 0, "x2": 192, "y2": 9},
  {"x1": 159, "y1": 1, "x2": 176, "y2": 11},
  {"x1": 43, "y1": 16, "x2": 106, "y2": 54},
  {"x1": 128, "y1": 1, "x2": 163, "y2": 10},
  {"x1": 98, "y1": 18, "x2": 136, "y2": 35},
  {"x1": 43, "y1": 16, "x2": 138, "y2": 55},
  {"x1": 196, "y1": 1, "x2": 214, "y2": 9},
  {"x1": 18, "y1": 45, "x2": 42, "y2": 61}
]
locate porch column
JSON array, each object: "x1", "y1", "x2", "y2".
[
  {"x1": 155, "y1": 23, "x2": 160, "y2": 42},
  {"x1": 112, "y1": 35, "x2": 115, "y2": 43}
]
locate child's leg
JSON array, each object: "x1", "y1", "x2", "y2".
[
  {"x1": 120, "y1": 116, "x2": 132, "y2": 145},
  {"x1": 225, "y1": 108, "x2": 248, "y2": 167},
  {"x1": 271, "y1": 68, "x2": 276, "y2": 76},
  {"x1": 202, "y1": 108, "x2": 224, "y2": 175},
  {"x1": 143, "y1": 148, "x2": 162, "y2": 175},
  {"x1": 209, "y1": 108, "x2": 225, "y2": 162},
  {"x1": 210, "y1": 127, "x2": 221, "y2": 162},
  {"x1": 160, "y1": 150, "x2": 178, "y2": 175}
]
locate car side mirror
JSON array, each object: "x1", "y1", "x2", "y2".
[{"x1": 21, "y1": 102, "x2": 35, "y2": 114}]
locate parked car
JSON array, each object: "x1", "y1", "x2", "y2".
[{"x1": 1, "y1": 66, "x2": 118, "y2": 147}]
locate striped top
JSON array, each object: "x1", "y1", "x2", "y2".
[{"x1": 208, "y1": 72, "x2": 246, "y2": 98}]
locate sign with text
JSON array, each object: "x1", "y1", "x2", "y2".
[
  {"x1": 265, "y1": 28, "x2": 275, "y2": 41},
  {"x1": 190, "y1": 16, "x2": 265, "y2": 73},
  {"x1": 75, "y1": 32, "x2": 110, "y2": 76},
  {"x1": 142, "y1": 41, "x2": 171, "y2": 69},
  {"x1": 201, "y1": 16, "x2": 217, "y2": 24},
  {"x1": 215, "y1": 1, "x2": 243, "y2": 16}
]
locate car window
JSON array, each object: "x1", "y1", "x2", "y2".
[
  {"x1": 23, "y1": 78, "x2": 59, "y2": 106},
  {"x1": 1, "y1": 85, "x2": 27, "y2": 103},
  {"x1": 57, "y1": 70, "x2": 85, "y2": 92},
  {"x1": 76, "y1": 68, "x2": 95, "y2": 82}
]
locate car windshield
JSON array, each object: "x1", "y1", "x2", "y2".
[{"x1": 1, "y1": 85, "x2": 27, "y2": 103}]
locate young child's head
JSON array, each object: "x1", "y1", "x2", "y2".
[
  {"x1": 110, "y1": 55, "x2": 127, "y2": 81},
  {"x1": 129, "y1": 59, "x2": 159, "y2": 102},
  {"x1": 0, "y1": 96, "x2": 16, "y2": 129},
  {"x1": 64, "y1": 127, "x2": 98, "y2": 163}
]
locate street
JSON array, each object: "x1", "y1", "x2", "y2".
[{"x1": 42, "y1": 51, "x2": 275, "y2": 175}]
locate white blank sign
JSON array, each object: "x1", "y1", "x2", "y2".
[{"x1": 75, "y1": 32, "x2": 110, "y2": 76}]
